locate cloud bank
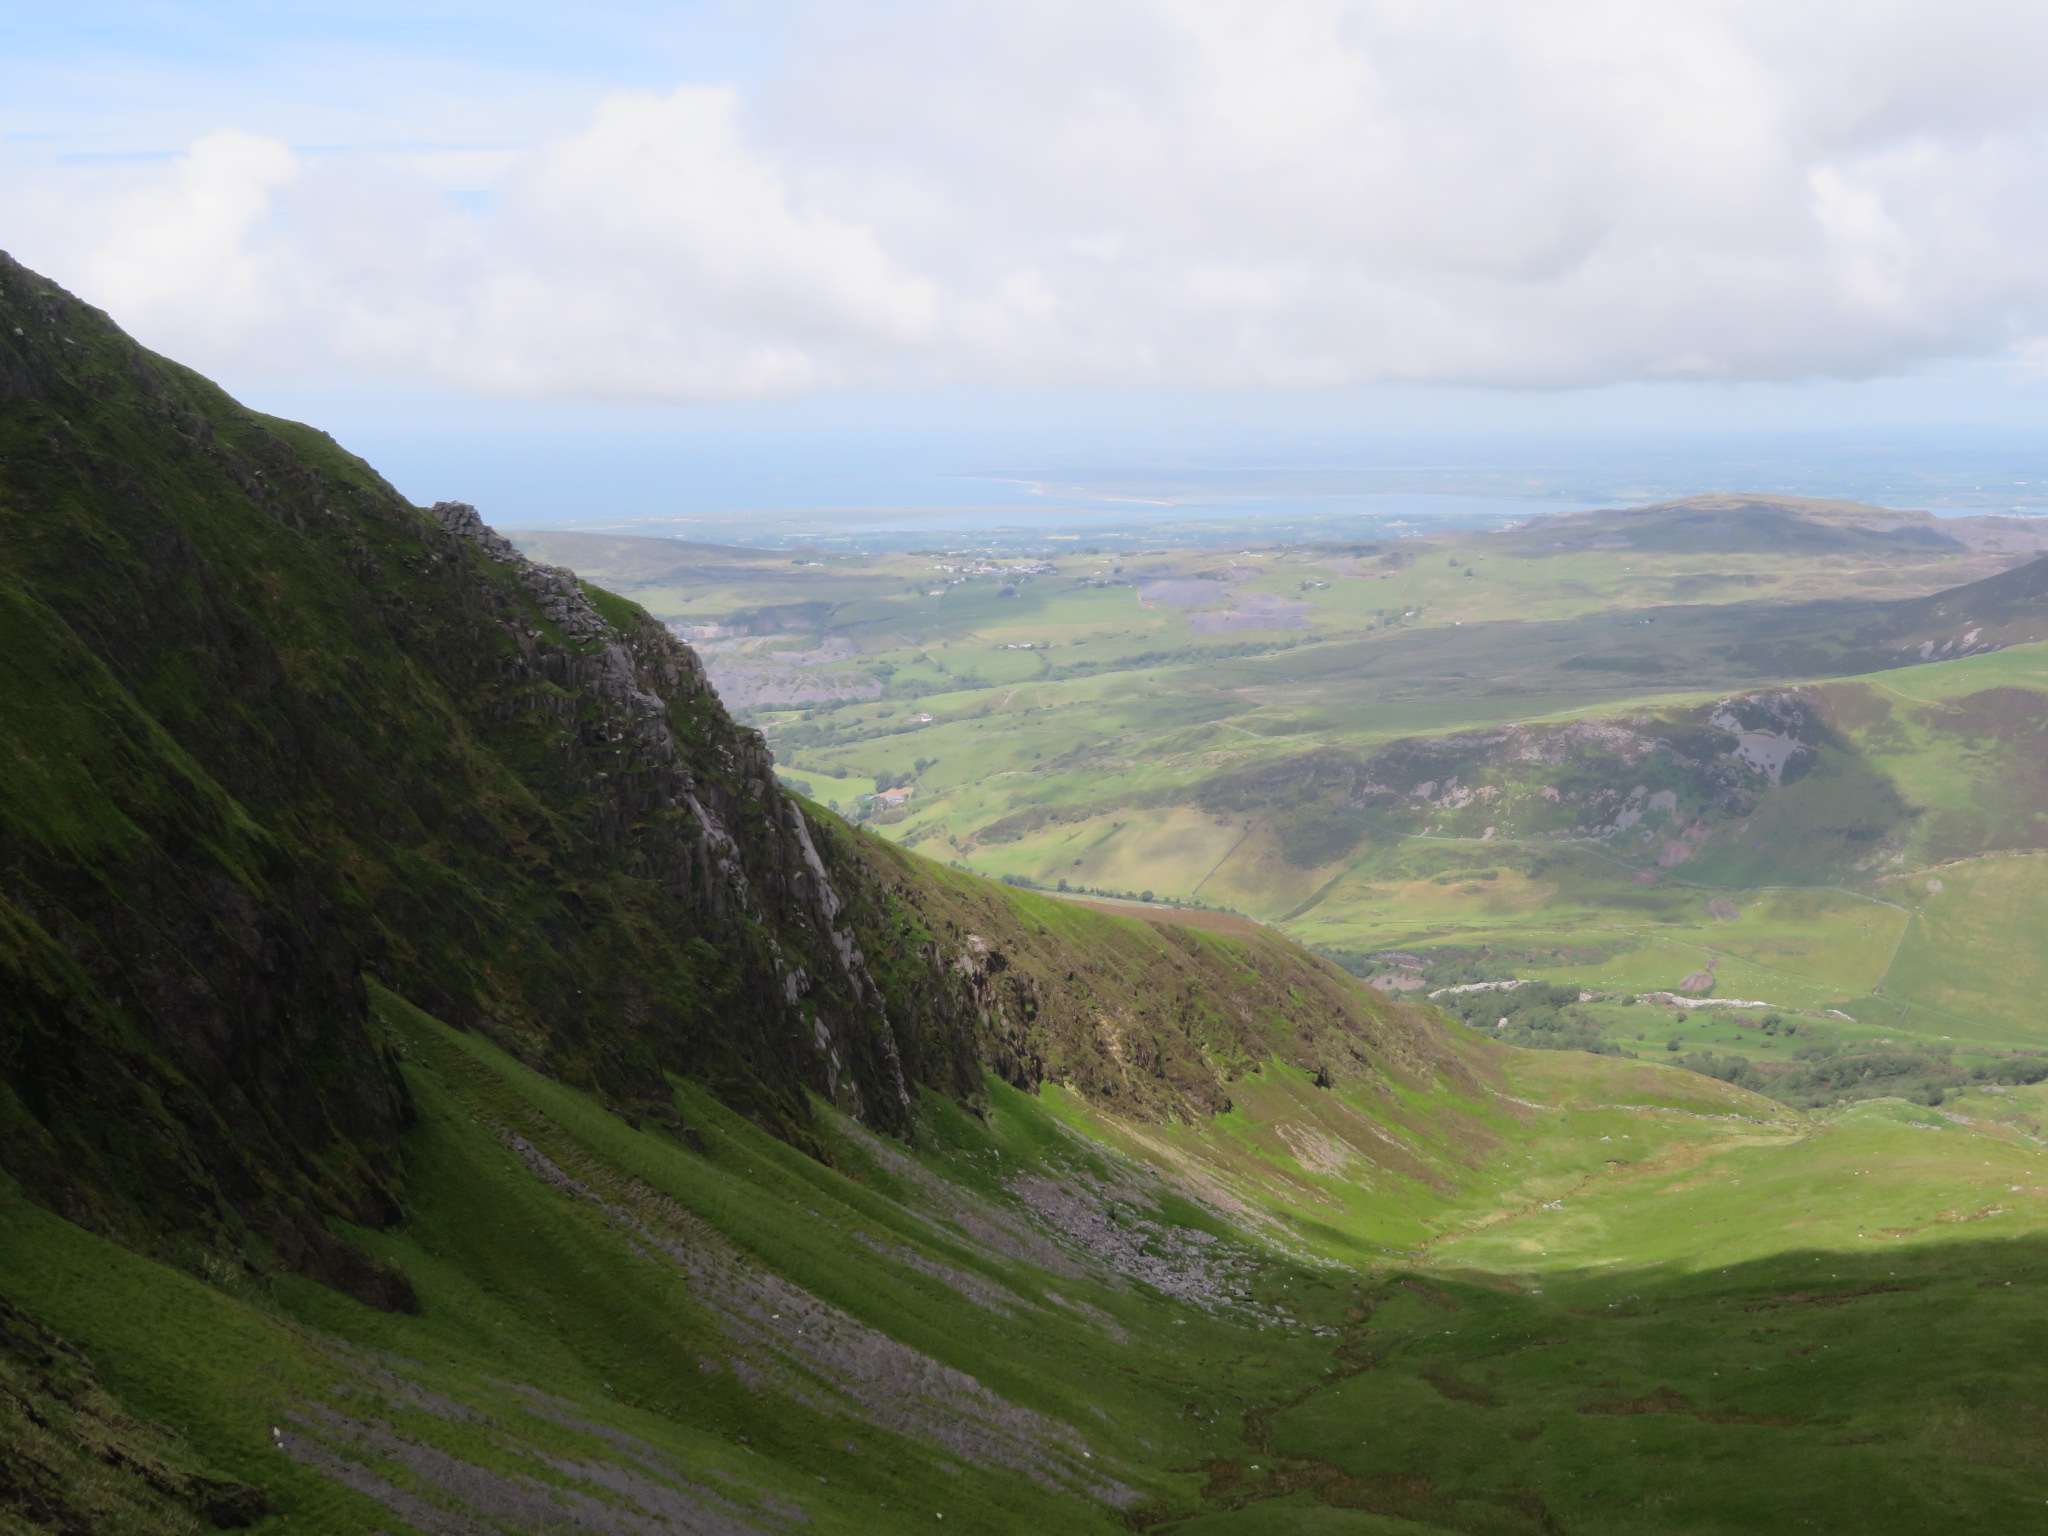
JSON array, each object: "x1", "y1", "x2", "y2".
[{"x1": 24, "y1": 0, "x2": 2048, "y2": 398}]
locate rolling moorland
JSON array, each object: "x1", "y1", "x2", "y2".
[
  {"x1": 523, "y1": 493, "x2": 2048, "y2": 1109},
  {"x1": 11, "y1": 251, "x2": 2048, "y2": 1536}
]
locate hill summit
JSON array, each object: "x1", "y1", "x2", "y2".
[{"x1": 1498, "y1": 491, "x2": 2048, "y2": 557}]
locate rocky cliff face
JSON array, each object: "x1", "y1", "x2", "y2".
[
  {"x1": 0, "y1": 251, "x2": 937, "y2": 1294},
  {"x1": 408, "y1": 494, "x2": 927, "y2": 1137},
  {"x1": 0, "y1": 253, "x2": 1452, "y2": 1308}
]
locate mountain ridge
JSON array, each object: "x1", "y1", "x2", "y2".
[{"x1": 0, "y1": 250, "x2": 1450, "y2": 1310}]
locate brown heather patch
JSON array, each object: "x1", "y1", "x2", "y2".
[
  {"x1": 1740, "y1": 1281, "x2": 1926, "y2": 1312},
  {"x1": 1398, "y1": 1278, "x2": 1460, "y2": 1313},
  {"x1": 1578, "y1": 1385, "x2": 1804, "y2": 1428}
]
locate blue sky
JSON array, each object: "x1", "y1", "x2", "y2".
[{"x1": 10, "y1": 1, "x2": 2048, "y2": 531}]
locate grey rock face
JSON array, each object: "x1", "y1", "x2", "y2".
[{"x1": 431, "y1": 500, "x2": 611, "y2": 642}]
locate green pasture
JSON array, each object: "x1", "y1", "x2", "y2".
[
  {"x1": 1038, "y1": 1038, "x2": 1807, "y2": 1273},
  {"x1": 1859, "y1": 636, "x2": 2048, "y2": 700},
  {"x1": 1131, "y1": 822, "x2": 1910, "y2": 1016},
  {"x1": 1517, "y1": 885, "x2": 1906, "y2": 1006},
  {"x1": 774, "y1": 761, "x2": 876, "y2": 805},
  {"x1": 1431, "y1": 1090, "x2": 2048, "y2": 1273},
  {"x1": 1879, "y1": 853, "x2": 2048, "y2": 1045},
  {"x1": 969, "y1": 807, "x2": 1259, "y2": 899}
]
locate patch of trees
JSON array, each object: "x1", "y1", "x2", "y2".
[
  {"x1": 1420, "y1": 957, "x2": 1523, "y2": 987},
  {"x1": 1669, "y1": 1042, "x2": 2048, "y2": 1109},
  {"x1": 1435, "y1": 982, "x2": 1630, "y2": 1057}
]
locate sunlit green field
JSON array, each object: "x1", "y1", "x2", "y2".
[{"x1": 1879, "y1": 853, "x2": 2048, "y2": 1045}]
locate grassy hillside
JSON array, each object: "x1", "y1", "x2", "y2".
[
  {"x1": 20, "y1": 254, "x2": 2048, "y2": 1534},
  {"x1": 739, "y1": 569, "x2": 2048, "y2": 1076},
  {"x1": 14, "y1": 974, "x2": 2048, "y2": 1532}
]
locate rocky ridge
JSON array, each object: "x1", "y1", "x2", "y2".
[{"x1": 0, "y1": 250, "x2": 1448, "y2": 1312}]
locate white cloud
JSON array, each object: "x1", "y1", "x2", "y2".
[
  {"x1": 83, "y1": 130, "x2": 301, "y2": 342},
  {"x1": 26, "y1": 0, "x2": 2048, "y2": 397}
]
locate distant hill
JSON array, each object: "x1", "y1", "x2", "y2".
[
  {"x1": 510, "y1": 528, "x2": 778, "y2": 583},
  {"x1": 1494, "y1": 492, "x2": 2048, "y2": 558},
  {"x1": 1858, "y1": 551, "x2": 2048, "y2": 659}
]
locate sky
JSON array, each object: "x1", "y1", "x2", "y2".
[{"x1": 10, "y1": 0, "x2": 2048, "y2": 535}]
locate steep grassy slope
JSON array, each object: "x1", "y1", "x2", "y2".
[
  {"x1": 0, "y1": 253, "x2": 1486, "y2": 1529},
  {"x1": 821, "y1": 833, "x2": 1466, "y2": 1121},
  {"x1": 0, "y1": 249, "x2": 1458, "y2": 1278},
  {"x1": 21, "y1": 252, "x2": 2048, "y2": 1534},
  {"x1": 13, "y1": 972, "x2": 2048, "y2": 1533}
]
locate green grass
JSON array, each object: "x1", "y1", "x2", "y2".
[
  {"x1": 19, "y1": 975, "x2": 2048, "y2": 1531},
  {"x1": 31, "y1": 255, "x2": 2048, "y2": 1534},
  {"x1": 4, "y1": 980, "x2": 1426, "y2": 1533},
  {"x1": 1238, "y1": 1238, "x2": 2048, "y2": 1535},
  {"x1": 15, "y1": 930, "x2": 2044, "y2": 1534},
  {"x1": 1879, "y1": 853, "x2": 2048, "y2": 1044},
  {"x1": 1086, "y1": 1060, "x2": 2048, "y2": 1533}
]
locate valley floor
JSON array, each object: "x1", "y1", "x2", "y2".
[{"x1": 13, "y1": 985, "x2": 2048, "y2": 1534}]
